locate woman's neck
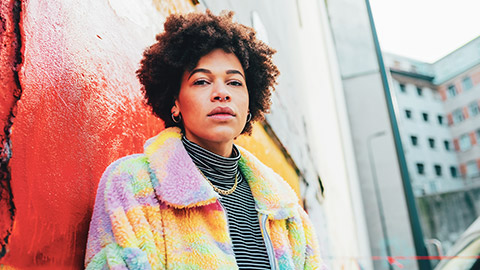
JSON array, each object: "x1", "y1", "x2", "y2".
[
  {"x1": 183, "y1": 134, "x2": 234, "y2": 157},
  {"x1": 181, "y1": 135, "x2": 240, "y2": 188}
]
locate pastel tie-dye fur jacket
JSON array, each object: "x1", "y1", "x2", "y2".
[{"x1": 85, "y1": 127, "x2": 327, "y2": 270}]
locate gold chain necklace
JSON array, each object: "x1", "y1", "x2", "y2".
[{"x1": 198, "y1": 169, "x2": 238, "y2": 195}]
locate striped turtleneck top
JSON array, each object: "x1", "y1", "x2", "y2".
[{"x1": 182, "y1": 136, "x2": 271, "y2": 270}]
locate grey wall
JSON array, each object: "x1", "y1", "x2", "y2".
[
  {"x1": 200, "y1": 1, "x2": 374, "y2": 269},
  {"x1": 202, "y1": 0, "x2": 333, "y2": 264},
  {"x1": 326, "y1": 0, "x2": 419, "y2": 269}
]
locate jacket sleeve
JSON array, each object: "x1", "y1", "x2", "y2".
[
  {"x1": 298, "y1": 207, "x2": 329, "y2": 270},
  {"x1": 85, "y1": 155, "x2": 165, "y2": 270}
]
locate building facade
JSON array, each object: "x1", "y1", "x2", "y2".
[
  {"x1": 384, "y1": 36, "x2": 480, "y2": 195},
  {"x1": 436, "y1": 38, "x2": 480, "y2": 184},
  {"x1": 384, "y1": 37, "x2": 480, "y2": 259},
  {"x1": 383, "y1": 54, "x2": 462, "y2": 195}
]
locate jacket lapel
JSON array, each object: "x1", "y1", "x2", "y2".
[
  {"x1": 237, "y1": 146, "x2": 299, "y2": 220},
  {"x1": 144, "y1": 127, "x2": 219, "y2": 208}
]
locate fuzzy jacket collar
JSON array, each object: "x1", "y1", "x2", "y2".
[{"x1": 144, "y1": 127, "x2": 299, "y2": 220}]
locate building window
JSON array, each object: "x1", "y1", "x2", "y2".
[
  {"x1": 417, "y1": 87, "x2": 423, "y2": 96},
  {"x1": 462, "y1": 76, "x2": 473, "y2": 91},
  {"x1": 459, "y1": 134, "x2": 472, "y2": 151},
  {"x1": 411, "y1": 136, "x2": 418, "y2": 146},
  {"x1": 437, "y1": 115, "x2": 444, "y2": 125},
  {"x1": 399, "y1": 83, "x2": 406, "y2": 93},
  {"x1": 428, "y1": 138, "x2": 435, "y2": 149},
  {"x1": 444, "y1": 140, "x2": 450, "y2": 151},
  {"x1": 422, "y1": 112, "x2": 429, "y2": 122},
  {"x1": 447, "y1": 84, "x2": 457, "y2": 98},
  {"x1": 434, "y1": 165, "x2": 442, "y2": 176},
  {"x1": 450, "y1": 166, "x2": 458, "y2": 178},
  {"x1": 466, "y1": 160, "x2": 479, "y2": 178},
  {"x1": 416, "y1": 163, "x2": 425, "y2": 175},
  {"x1": 476, "y1": 129, "x2": 480, "y2": 140},
  {"x1": 469, "y1": 102, "x2": 480, "y2": 117},
  {"x1": 405, "y1": 109, "x2": 412, "y2": 119},
  {"x1": 452, "y1": 108, "x2": 465, "y2": 124}
]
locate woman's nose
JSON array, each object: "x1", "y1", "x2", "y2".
[{"x1": 211, "y1": 82, "x2": 231, "y2": 102}]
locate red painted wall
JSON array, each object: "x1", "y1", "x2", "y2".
[
  {"x1": 0, "y1": 0, "x2": 21, "y2": 263},
  {"x1": 0, "y1": 0, "x2": 194, "y2": 268}
]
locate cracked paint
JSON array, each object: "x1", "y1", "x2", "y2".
[{"x1": 0, "y1": 0, "x2": 22, "y2": 261}]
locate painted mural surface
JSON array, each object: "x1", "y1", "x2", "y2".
[{"x1": 0, "y1": 0, "x2": 195, "y2": 268}]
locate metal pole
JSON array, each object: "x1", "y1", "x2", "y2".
[
  {"x1": 367, "y1": 131, "x2": 393, "y2": 270},
  {"x1": 364, "y1": 0, "x2": 432, "y2": 269}
]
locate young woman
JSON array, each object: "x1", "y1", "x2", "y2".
[{"x1": 85, "y1": 10, "x2": 327, "y2": 270}]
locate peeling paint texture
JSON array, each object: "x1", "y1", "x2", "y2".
[
  {"x1": 0, "y1": 0, "x2": 195, "y2": 268},
  {"x1": 0, "y1": 0, "x2": 21, "y2": 261}
]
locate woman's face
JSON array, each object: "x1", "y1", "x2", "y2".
[{"x1": 173, "y1": 48, "x2": 249, "y2": 154}]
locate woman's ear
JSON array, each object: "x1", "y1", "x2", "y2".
[
  {"x1": 171, "y1": 106, "x2": 178, "y2": 116},
  {"x1": 171, "y1": 100, "x2": 180, "y2": 116}
]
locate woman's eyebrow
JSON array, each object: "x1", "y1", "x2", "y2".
[
  {"x1": 188, "y1": 68, "x2": 211, "y2": 79},
  {"x1": 226, "y1": 69, "x2": 245, "y2": 79},
  {"x1": 188, "y1": 68, "x2": 245, "y2": 79}
]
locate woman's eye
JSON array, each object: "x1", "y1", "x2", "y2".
[
  {"x1": 228, "y1": 81, "x2": 243, "y2": 86},
  {"x1": 193, "y1": 79, "x2": 209, "y2": 85}
]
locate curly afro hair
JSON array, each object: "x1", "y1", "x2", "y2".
[{"x1": 136, "y1": 10, "x2": 279, "y2": 135}]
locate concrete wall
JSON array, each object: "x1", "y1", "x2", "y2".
[
  {"x1": 204, "y1": 0, "x2": 372, "y2": 269},
  {"x1": 326, "y1": 0, "x2": 420, "y2": 269}
]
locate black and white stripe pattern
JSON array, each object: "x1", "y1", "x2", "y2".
[{"x1": 182, "y1": 137, "x2": 271, "y2": 270}]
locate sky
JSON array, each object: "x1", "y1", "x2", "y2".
[{"x1": 369, "y1": 0, "x2": 480, "y2": 63}]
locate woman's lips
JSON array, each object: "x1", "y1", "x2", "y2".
[
  {"x1": 208, "y1": 107, "x2": 235, "y2": 120},
  {"x1": 208, "y1": 113, "x2": 235, "y2": 121},
  {"x1": 208, "y1": 106, "x2": 235, "y2": 116}
]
